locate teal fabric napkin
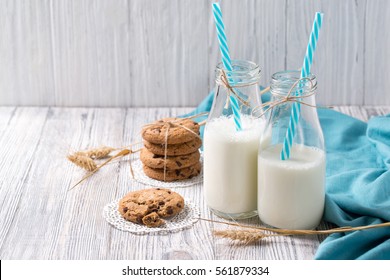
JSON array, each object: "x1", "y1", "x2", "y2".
[{"x1": 188, "y1": 92, "x2": 390, "y2": 260}]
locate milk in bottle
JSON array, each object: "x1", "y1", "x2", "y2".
[
  {"x1": 257, "y1": 70, "x2": 326, "y2": 229},
  {"x1": 204, "y1": 60, "x2": 264, "y2": 219}
]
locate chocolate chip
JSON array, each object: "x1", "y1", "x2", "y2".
[
  {"x1": 152, "y1": 154, "x2": 159, "y2": 158},
  {"x1": 167, "y1": 191, "x2": 171, "y2": 194},
  {"x1": 156, "y1": 188, "x2": 161, "y2": 190},
  {"x1": 176, "y1": 203, "x2": 182, "y2": 208},
  {"x1": 175, "y1": 170, "x2": 180, "y2": 176},
  {"x1": 176, "y1": 161, "x2": 182, "y2": 167},
  {"x1": 136, "y1": 214, "x2": 143, "y2": 224},
  {"x1": 123, "y1": 207, "x2": 128, "y2": 213},
  {"x1": 159, "y1": 201, "x2": 165, "y2": 205},
  {"x1": 148, "y1": 204, "x2": 158, "y2": 210},
  {"x1": 166, "y1": 207, "x2": 173, "y2": 215}
]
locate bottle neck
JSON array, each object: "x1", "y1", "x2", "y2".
[
  {"x1": 270, "y1": 70, "x2": 317, "y2": 102},
  {"x1": 215, "y1": 60, "x2": 261, "y2": 87},
  {"x1": 264, "y1": 70, "x2": 324, "y2": 151},
  {"x1": 209, "y1": 60, "x2": 262, "y2": 120}
]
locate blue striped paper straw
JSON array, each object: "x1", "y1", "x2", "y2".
[
  {"x1": 281, "y1": 12, "x2": 324, "y2": 160},
  {"x1": 212, "y1": 2, "x2": 242, "y2": 131}
]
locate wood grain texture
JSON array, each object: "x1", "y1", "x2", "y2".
[
  {"x1": 209, "y1": 0, "x2": 287, "y2": 97},
  {"x1": 0, "y1": 1, "x2": 55, "y2": 105},
  {"x1": 49, "y1": 0, "x2": 131, "y2": 107},
  {"x1": 0, "y1": 0, "x2": 389, "y2": 106},
  {"x1": 364, "y1": 0, "x2": 390, "y2": 105},
  {"x1": 0, "y1": 107, "x2": 49, "y2": 256},
  {"x1": 286, "y1": 0, "x2": 365, "y2": 105},
  {"x1": 0, "y1": 106, "x2": 388, "y2": 260}
]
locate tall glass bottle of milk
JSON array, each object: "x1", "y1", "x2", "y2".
[
  {"x1": 258, "y1": 70, "x2": 325, "y2": 230},
  {"x1": 204, "y1": 60, "x2": 264, "y2": 219}
]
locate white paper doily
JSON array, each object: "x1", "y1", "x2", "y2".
[
  {"x1": 103, "y1": 199, "x2": 200, "y2": 235},
  {"x1": 131, "y1": 153, "x2": 203, "y2": 188}
]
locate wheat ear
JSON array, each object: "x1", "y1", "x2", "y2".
[
  {"x1": 69, "y1": 148, "x2": 133, "y2": 190},
  {"x1": 81, "y1": 146, "x2": 116, "y2": 159},
  {"x1": 204, "y1": 218, "x2": 390, "y2": 243},
  {"x1": 213, "y1": 230, "x2": 274, "y2": 244},
  {"x1": 67, "y1": 153, "x2": 97, "y2": 171}
]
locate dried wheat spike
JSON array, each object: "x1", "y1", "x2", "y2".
[
  {"x1": 67, "y1": 153, "x2": 97, "y2": 171},
  {"x1": 83, "y1": 146, "x2": 115, "y2": 159},
  {"x1": 213, "y1": 230, "x2": 267, "y2": 243}
]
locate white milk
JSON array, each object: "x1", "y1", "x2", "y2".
[
  {"x1": 204, "y1": 115, "x2": 265, "y2": 219},
  {"x1": 258, "y1": 144, "x2": 325, "y2": 229}
]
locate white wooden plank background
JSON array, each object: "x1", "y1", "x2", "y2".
[
  {"x1": 1, "y1": 0, "x2": 390, "y2": 107},
  {"x1": 0, "y1": 105, "x2": 389, "y2": 260}
]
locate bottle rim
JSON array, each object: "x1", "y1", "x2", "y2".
[
  {"x1": 216, "y1": 59, "x2": 260, "y2": 73},
  {"x1": 270, "y1": 70, "x2": 317, "y2": 95},
  {"x1": 215, "y1": 60, "x2": 261, "y2": 86}
]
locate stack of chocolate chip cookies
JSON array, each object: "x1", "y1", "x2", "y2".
[{"x1": 141, "y1": 117, "x2": 202, "y2": 182}]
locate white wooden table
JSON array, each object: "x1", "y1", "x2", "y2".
[{"x1": 0, "y1": 106, "x2": 389, "y2": 260}]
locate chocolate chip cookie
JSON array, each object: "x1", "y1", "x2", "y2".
[
  {"x1": 118, "y1": 188, "x2": 185, "y2": 227},
  {"x1": 140, "y1": 148, "x2": 200, "y2": 170},
  {"x1": 142, "y1": 162, "x2": 201, "y2": 182},
  {"x1": 143, "y1": 137, "x2": 202, "y2": 156},
  {"x1": 141, "y1": 118, "x2": 200, "y2": 145}
]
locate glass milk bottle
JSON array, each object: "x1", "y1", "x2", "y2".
[
  {"x1": 204, "y1": 60, "x2": 264, "y2": 219},
  {"x1": 258, "y1": 70, "x2": 326, "y2": 229}
]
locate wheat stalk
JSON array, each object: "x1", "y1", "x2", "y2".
[
  {"x1": 200, "y1": 218, "x2": 390, "y2": 243},
  {"x1": 81, "y1": 146, "x2": 116, "y2": 159},
  {"x1": 67, "y1": 146, "x2": 115, "y2": 172},
  {"x1": 213, "y1": 230, "x2": 275, "y2": 244},
  {"x1": 67, "y1": 153, "x2": 97, "y2": 171},
  {"x1": 68, "y1": 148, "x2": 141, "y2": 190}
]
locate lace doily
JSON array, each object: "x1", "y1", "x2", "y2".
[
  {"x1": 103, "y1": 199, "x2": 200, "y2": 235},
  {"x1": 131, "y1": 153, "x2": 203, "y2": 188}
]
